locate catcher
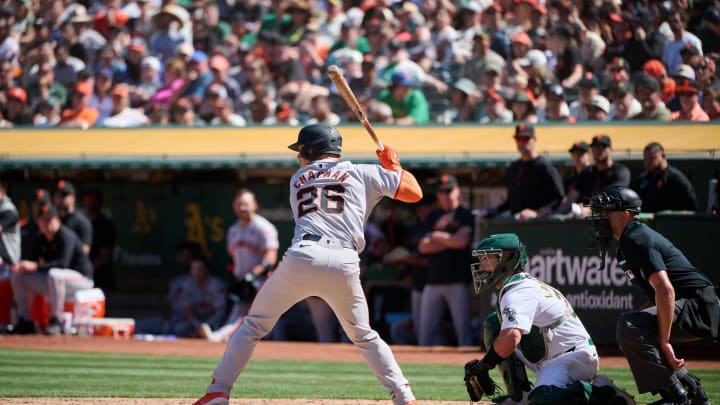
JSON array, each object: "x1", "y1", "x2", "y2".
[{"x1": 464, "y1": 233, "x2": 635, "y2": 405}]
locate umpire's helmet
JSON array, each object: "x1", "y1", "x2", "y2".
[
  {"x1": 470, "y1": 233, "x2": 528, "y2": 294},
  {"x1": 587, "y1": 186, "x2": 642, "y2": 214},
  {"x1": 288, "y1": 124, "x2": 342, "y2": 160}
]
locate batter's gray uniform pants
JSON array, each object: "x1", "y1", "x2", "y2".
[
  {"x1": 211, "y1": 240, "x2": 415, "y2": 405},
  {"x1": 11, "y1": 268, "x2": 94, "y2": 321},
  {"x1": 418, "y1": 282, "x2": 472, "y2": 346},
  {"x1": 616, "y1": 299, "x2": 703, "y2": 394}
]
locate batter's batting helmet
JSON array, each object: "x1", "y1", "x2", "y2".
[
  {"x1": 288, "y1": 124, "x2": 342, "y2": 160},
  {"x1": 471, "y1": 233, "x2": 527, "y2": 294}
]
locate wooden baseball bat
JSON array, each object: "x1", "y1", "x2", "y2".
[{"x1": 327, "y1": 65, "x2": 384, "y2": 152}]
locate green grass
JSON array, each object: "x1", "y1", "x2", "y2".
[{"x1": 0, "y1": 348, "x2": 718, "y2": 403}]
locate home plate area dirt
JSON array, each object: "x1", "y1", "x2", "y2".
[{"x1": 1, "y1": 335, "x2": 718, "y2": 405}]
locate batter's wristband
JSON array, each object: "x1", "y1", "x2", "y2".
[{"x1": 481, "y1": 346, "x2": 506, "y2": 369}]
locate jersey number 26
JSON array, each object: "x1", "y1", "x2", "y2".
[{"x1": 297, "y1": 184, "x2": 346, "y2": 218}]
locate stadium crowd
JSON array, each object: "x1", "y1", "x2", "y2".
[{"x1": 0, "y1": 0, "x2": 719, "y2": 128}]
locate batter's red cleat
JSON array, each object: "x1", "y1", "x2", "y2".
[
  {"x1": 403, "y1": 401, "x2": 419, "y2": 405},
  {"x1": 192, "y1": 392, "x2": 229, "y2": 405}
]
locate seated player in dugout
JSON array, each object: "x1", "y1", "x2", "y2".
[
  {"x1": 463, "y1": 233, "x2": 635, "y2": 405},
  {"x1": 586, "y1": 186, "x2": 715, "y2": 405}
]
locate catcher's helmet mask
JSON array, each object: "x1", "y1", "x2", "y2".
[
  {"x1": 471, "y1": 233, "x2": 527, "y2": 294},
  {"x1": 585, "y1": 186, "x2": 642, "y2": 269},
  {"x1": 289, "y1": 124, "x2": 343, "y2": 161}
]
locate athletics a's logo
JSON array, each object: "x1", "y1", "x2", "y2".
[{"x1": 503, "y1": 307, "x2": 518, "y2": 322}]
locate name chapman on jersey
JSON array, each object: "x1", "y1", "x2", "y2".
[
  {"x1": 293, "y1": 168, "x2": 349, "y2": 188},
  {"x1": 524, "y1": 248, "x2": 635, "y2": 311}
]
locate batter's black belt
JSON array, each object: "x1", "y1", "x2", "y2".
[{"x1": 302, "y1": 234, "x2": 356, "y2": 250}]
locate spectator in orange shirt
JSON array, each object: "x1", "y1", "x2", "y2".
[
  {"x1": 642, "y1": 59, "x2": 676, "y2": 103},
  {"x1": 671, "y1": 79, "x2": 709, "y2": 121},
  {"x1": 59, "y1": 82, "x2": 100, "y2": 129},
  {"x1": 92, "y1": 0, "x2": 129, "y2": 40}
]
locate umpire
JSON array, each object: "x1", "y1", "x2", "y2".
[{"x1": 587, "y1": 186, "x2": 717, "y2": 405}]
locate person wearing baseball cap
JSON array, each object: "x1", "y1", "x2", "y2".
[
  {"x1": 16, "y1": 188, "x2": 52, "y2": 262},
  {"x1": 59, "y1": 81, "x2": 100, "y2": 128},
  {"x1": 486, "y1": 123, "x2": 565, "y2": 221},
  {"x1": 417, "y1": 172, "x2": 474, "y2": 347},
  {"x1": 584, "y1": 94, "x2": 610, "y2": 121},
  {"x1": 570, "y1": 134, "x2": 631, "y2": 214},
  {"x1": 450, "y1": 78, "x2": 478, "y2": 122},
  {"x1": 479, "y1": 88, "x2": 513, "y2": 124},
  {"x1": 101, "y1": 84, "x2": 150, "y2": 128},
  {"x1": 671, "y1": 79, "x2": 709, "y2": 121},
  {"x1": 566, "y1": 71, "x2": 598, "y2": 121},
  {"x1": 1, "y1": 87, "x2": 32, "y2": 126},
  {"x1": 53, "y1": 180, "x2": 93, "y2": 255},
  {"x1": 631, "y1": 74, "x2": 671, "y2": 121},
  {"x1": 378, "y1": 70, "x2": 430, "y2": 124},
  {"x1": 9, "y1": 202, "x2": 94, "y2": 335},
  {"x1": 608, "y1": 80, "x2": 642, "y2": 120},
  {"x1": 556, "y1": 141, "x2": 592, "y2": 216},
  {"x1": 543, "y1": 83, "x2": 574, "y2": 122}
]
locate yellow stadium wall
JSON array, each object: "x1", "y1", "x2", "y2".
[{"x1": 2, "y1": 123, "x2": 719, "y2": 159}]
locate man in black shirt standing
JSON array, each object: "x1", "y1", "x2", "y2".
[
  {"x1": 53, "y1": 180, "x2": 93, "y2": 255},
  {"x1": 490, "y1": 123, "x2": 565, "y2": 220},
  {"x1": 587, "y1": 186, "x2": 716, "y2": 405},
  {"x1": 633, "y1": 142, "x2": 697, "y2": 213},
  {"x1": 10, "y1": 206, "x2": 94, "y2": 335},
  {"x1": 418, "y1": 175, "x2": 473, "y2": 346}
]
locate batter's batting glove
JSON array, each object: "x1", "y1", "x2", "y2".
[
  {"x1": 464, "y1": 359, "x2": 499, "y2": 402},
  {"x1": 376, "y1": 145, "x2": 401, "y2": 171}
]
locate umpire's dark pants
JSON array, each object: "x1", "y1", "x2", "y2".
[{"x1": 616, "y1": 295, "x2": 714, "y2": 394}]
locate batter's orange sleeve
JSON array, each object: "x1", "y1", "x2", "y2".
[{"x1": 394, "y1": 170, "x2": 423, "y2": 203}]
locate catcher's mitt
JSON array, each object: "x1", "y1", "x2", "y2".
[{"x1": 464, "y1": 359, "x2": 500, "y2": 402}]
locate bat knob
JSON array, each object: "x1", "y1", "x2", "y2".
[{"x1": 328, "y1": 65, "x2": 340, "y2": 74}]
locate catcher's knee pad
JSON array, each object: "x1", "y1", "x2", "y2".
[
  {"x1": 483, "y1": 312, "x2": 501, "y2": 350},
  {"x1": 528, "y1": 381, "x2": 592, "y2": 405},
  {"x1": 497, "y1": 353, "x2": 532, "y2": 402}
]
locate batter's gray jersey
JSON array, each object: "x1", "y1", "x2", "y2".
[{"x1": 289, "y1": 159, "x2": 401, "y2": 253}]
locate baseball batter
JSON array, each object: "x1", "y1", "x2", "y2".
[
  {"x1": 464, "y1": 233, "x2": 634, "y2": 405},
  {"x1": 194, "y1": 124, "x2": 423, "y2": 405}
]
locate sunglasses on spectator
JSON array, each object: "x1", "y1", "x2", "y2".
[{"x1": 678, "y1": 92, "x2": 696, "y2": 97}]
